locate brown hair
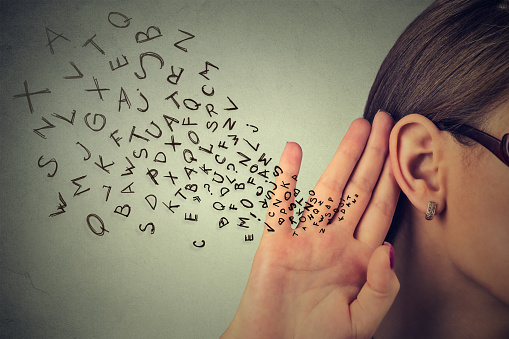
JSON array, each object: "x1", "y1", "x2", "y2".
[{"x1": 363, "y1": 0, "x2": 509, "y2": 243}]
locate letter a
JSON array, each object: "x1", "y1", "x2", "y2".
[{"x1": 45, "y1": 28, "x2": 70, "y2": 54}]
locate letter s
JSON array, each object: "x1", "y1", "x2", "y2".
[{"x1": 38, "y1": 156, "x2": 58, "y2": 177}]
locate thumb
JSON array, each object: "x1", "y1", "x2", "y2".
[{"x1": 350, "y1": 242, "x2": 400, "y2": 338}]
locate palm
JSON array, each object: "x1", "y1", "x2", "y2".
[
  {"x1": 223, "y1": 113, "x2": 400, "y2": 339},
  {"x1": 245, "y1": 229, "x2": 372, "y2": 338}
]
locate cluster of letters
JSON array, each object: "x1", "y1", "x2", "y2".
[
  {"x1": 13, "y1": 12, "x2": 286, "y2": 246},
  {"x1": 265, "y1": 179, "x2": 359, "y2": 237},
  {"x1": 14, "y1": 11, "x2": 359, "y2": 247}
]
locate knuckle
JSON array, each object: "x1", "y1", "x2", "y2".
[
  {"x1": 372, "y1": 199, "x2": 395, "y2": 217},
  {"x1": 366, "y1": 142, "x2": 387, "y2": 156},
  {"x1": 350, "y1": 175, "x2": 375, "y2": 193},
  {"x1": 339, "y1": 145, "x2": 362, "y2": 163},
  {"x1": 317, "y1": 175, "x2": 344, "y2": 192}
]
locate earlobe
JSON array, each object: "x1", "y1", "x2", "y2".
[{"x1": 389, "y1": 114, "x2": 446, "y2": 217}]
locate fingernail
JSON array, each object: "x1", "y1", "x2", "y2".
[
  {"x1": 377, "y1": 109, "x2": 393, "y2": 119},
  {"x1": 384, "y1": 241, "x2": 395, "y2": 269}
]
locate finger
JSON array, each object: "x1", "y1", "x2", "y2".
[
  {"x1": 355, "y1": 157, "x2": 400, "y2": 248},
  {"x1": 264, "y1": 142, "x2": 302, "y2": 235},
  {"x1": 332, "y1": 111, "x2": 394, "y2": 234},
  {"x1": 298, "y1": 119, "x2": 371, "y2": 229},
  {"x1": 350, "y1": 242, "x2": 400, "y2": 338}
]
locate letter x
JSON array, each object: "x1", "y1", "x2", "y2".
[
  {"x1": 13, "y1": 80, "x2": 51, "y2": 114},
  {"x1": 85, "y1": 77, "x2": 110, "y2": 101}
]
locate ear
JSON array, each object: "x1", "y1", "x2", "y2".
[{"x1": 389, "y1": 114, "x2": 446, "y2": 218}]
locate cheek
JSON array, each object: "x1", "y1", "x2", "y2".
[{"x1": 445, "y1": 156, "x2": 509, "y2": 304}]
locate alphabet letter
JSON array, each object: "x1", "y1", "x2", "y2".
[
  {"x1": 145, "y1": 194, "x2": 157, "y2": 210},
  {"x1": 38, "y1": 156, "x2": 58, "y2": 177},
  {"x1": 109, "y1": 55, "x2": 129, "y2": 71},
  {"x1": 87, "y1": 213, "x2": 108, "y2": 236},
  {"x1": 108, "y1": 12, "x2": 131, "y2": 28},
  {"x1": 71, "y1": 175, "x2": 90, "y2": 196},
  {"x1": 167, "y1": 66, "x2": 184, "y2": 85},
  {"x1": 84, "y1": 113, "x2": 106, "y2": 132},
  {"x1": 174, "y1": 29, "x2": 195, "y2": 52},
  {"x1": 114, "y1": 204, "x2": 131, "y2": 217},
  {"x1": 134, "y1": 52, "x2": 164, "y2": 80},
  {"x1": 139, "y1": 222, "x2": 155, "y2": 234},
  {"x1": 45, "y1": 28, "x2": 70, "y2": 54},
  {"x1": 135, "y1": 26, "x2": 162, "y2": 43}
]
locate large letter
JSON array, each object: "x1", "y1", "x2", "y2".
[
  {"x1": 135, "y1": 26, "x2": 163, "y2": 43},
  {"x1": 108, "y1": 12, "x2": 131, "y2": 28},
  {"x1": 38, "y1": 156, "x2": 58, "y2": 177},
  {"x1": 84, "y1": 113, "x2": 106, "y2": 132},
  {"x1": 87, "y1": 214, "x2": 108, "y2": 236},
  {"x1": 45, "y1": 28, "x2": 70, "y2": 54},
  {"x1": 134, "y1": 52, "x2": 164, "y2": 80},
  {"x1": 174, "y1": 29, "x2": 195, "y2": 52}
]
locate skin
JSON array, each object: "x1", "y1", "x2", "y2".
[
  {"x1": 376, "y1": 102, "x2": 509, "y2": 338},
  {"x1": 221, "y1": 111, "x2": 400, "y2": 339},
  {"x1": 222, "y1": 103, "x2": 509, "y2": 338}
]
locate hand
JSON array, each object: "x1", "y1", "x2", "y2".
[{"x1": 221, "y1": 111, "x2": 400, "y2": 339}]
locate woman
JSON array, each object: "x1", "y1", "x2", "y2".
[{"x1": 222, "y1": 0, "x2": 509, "y2": 338}]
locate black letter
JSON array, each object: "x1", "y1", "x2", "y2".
[
  {"x1": 174, "y1": 29, "x2": 195, "y2": 52},
  {"x1": 134, "y1": 52, "x2": 164, "y2": 80},
  {"x1": 38, "y1": 156, "x2": 58, "y2": 177},
  {"x1": 45, "y1": 27, "x2": 70, "y2": 54},
  {"x1": 84, "y1": 113, "x2": 106, "y2": 132},
  {"x1": 108, "y1": 12, "x2": 131, "y2": 28},
  {"x1": 135, "y1": 26, "x2": 162, "y2": 43},
  {"x1": 87, "y1": 214, "x2": 108, "y2": 236}
]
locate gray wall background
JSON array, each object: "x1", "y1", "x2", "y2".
[{"x1": 0, "y1": 1, "x2": 432, "y2": 337}]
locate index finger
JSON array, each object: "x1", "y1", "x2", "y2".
[{"x1": 263, "y1": 142, "x2": 302, "y2": 235}]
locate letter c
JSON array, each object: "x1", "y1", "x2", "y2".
[{"x1": 193, "y1": 240, "x2": 205, "y2": 248}]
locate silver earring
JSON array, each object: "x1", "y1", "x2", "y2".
[{"x1": 425, "y1": 201, "x2": 437, "y2": 220}]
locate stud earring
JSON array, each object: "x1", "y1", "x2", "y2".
[{"x1": 425, "y1": 201, "x2": 437, "y2": 220}]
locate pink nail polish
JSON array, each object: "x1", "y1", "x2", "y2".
[{"x1": 384, "y1": 241, "x2": 395, "y2": 269}]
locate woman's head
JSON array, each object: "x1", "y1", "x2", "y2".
[
  {"x1": 363, "y1": 0, "x2": 509, "y2": 307},
  {"x1": 363, "y1": 0, "x2": 509, "y2": 243}
]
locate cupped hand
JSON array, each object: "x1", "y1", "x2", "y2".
[{"x1": 221, "y1": 111, "x2": 400, "y2": 339}]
